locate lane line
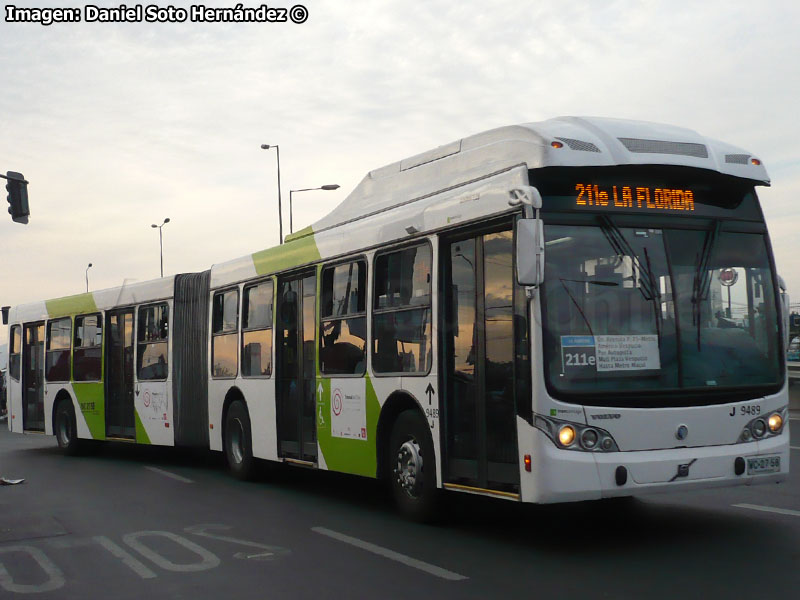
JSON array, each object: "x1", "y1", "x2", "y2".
[
  {"x1": 144, "y1": 466, "x2": 194, "y2": 483},
  {"x1": 733, "y1": 503, "x2": 800, "y2": 518},
  {"x1": 312, "y1": 527, "x2": 467, "y2": 581}
]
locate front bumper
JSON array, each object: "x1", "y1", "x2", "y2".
[{"x1": 521, "y1": 424, "x2": 789, "y2": 504}]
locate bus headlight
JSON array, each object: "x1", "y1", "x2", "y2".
[
  {"x1": 581, "y1": 428, "x2": 599, "y2": 449},
  {"x1": 738, "y1": 407, "x2": 786, "y2": 443},
  {"x1": 558, "y1": 426, "x2": 576, "y2": 446},
  {"x1": 768, "y1": 413, "x2": 783, "y2": 433},
  {"x1": 535, "y1": 414, "x2": 619, "y2": 452}
]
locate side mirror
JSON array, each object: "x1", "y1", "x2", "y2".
[
  {"x1": 516, "y1": 219, "x2": 544, "y2": 287},
  {"x1": 510, "y1": 185, "x2": 545, "y2": 288},
  {"x1": 1, "y1": 306, "x2": 8, "y2": 325}
]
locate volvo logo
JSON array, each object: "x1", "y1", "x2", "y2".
[{"x1": 676, "y1": 424, "x2": 689, "y2": 441}]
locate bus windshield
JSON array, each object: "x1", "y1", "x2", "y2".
[{"x1": 541, "y1": 222, "x2": 782, "y2": 402}]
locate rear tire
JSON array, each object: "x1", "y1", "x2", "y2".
[
  {"x1": 55, "y1": 399, "x2": 81, "y2": 455},
  {"x1": 224, "y1": 400, "x2": 256, "y2": 480},
  {"x1": 389, "y1": 409, "x2": 439, "y2": 522}
]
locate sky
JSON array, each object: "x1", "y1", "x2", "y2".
[{"x1": 1, "y1": 0, "x2": 799, "y2": 348}]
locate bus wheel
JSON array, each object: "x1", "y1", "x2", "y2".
[
  {"x1": 224, "y1": 401, "x2": 256, "y2": 480},
  {"x1": 55, "y1": 400, "x2": 80, "y2": 455},
  {"x1": 389, "y1": 409, "x2": 439, "y2": 522}
]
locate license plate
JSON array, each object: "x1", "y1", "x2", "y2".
[{"x1": 747, "y1": 456, "x2": 781, "y2": 474}]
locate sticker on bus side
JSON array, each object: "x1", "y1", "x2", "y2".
[{"x1": 330, "y1": 379, "x2": 367, "y2": 440}]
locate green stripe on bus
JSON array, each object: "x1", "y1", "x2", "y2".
[
  {"x1": 251, "y1": 233, "x2": 321, "y2": 276},
  {"x1": 72, "y1": 382, "x2": 105, "y2": 440},
  {"x1": 45, "y1": 293, "x2": 98, "y2": 318},
  {"x1": 135, "y1": 409, "x2": 151, "y2": 445},
  {"x1": 283, "y1": 225, "x2": 314, "y2": 243}
]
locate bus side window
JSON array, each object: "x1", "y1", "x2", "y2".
[
  {"x1": 212, "y1": 289, "x2": 239, "y2": 378},
  {"x1": 320, "y1": 260, "x2": 367, "y2": 375},
  {"x1": 241, "y1": 280, "x2": 273, "y2": 377},
  {"x1": 372, "y1": 244, "x2": 432, "y2": 374},
  {"x1": 46, "y1": 318, "x2": 72, "y2": 382},
  {"x1": 74, "y1": 314, "x2": 102, "y2": 381},
  {"x1": 138, "y1": 303, "x2": 169, "y2": 380},
  {"x1": 9, "y1": 325, "x2": 21, "y2": 381}
]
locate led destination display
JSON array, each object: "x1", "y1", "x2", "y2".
[
  {"x1": 575, "y1": 183, "x2": 695, "y2": 212},
  {"x1": 530, "y1": 166, "x2": 763, "y2": 220}
]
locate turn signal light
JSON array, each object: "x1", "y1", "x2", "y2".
[
  {"x1": 751, "y1": 158, "x2": 762, "y2": 166},
  {"x1": 551, "y1": 140, "x2": 564, "y2": 149},
  {"x1": 524, "y1": 454, "x2": 532, "y2": 472}
]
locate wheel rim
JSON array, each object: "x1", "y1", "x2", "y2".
[
  {"x1": 395, "y1": 438, "x2": 424, "y2": 499},
  {"x1": 57, "y1": 410, "x2": 70, "y2": 446},
  {"x1": 229, "y1": 418, "x2": 244, "y2": 464}
]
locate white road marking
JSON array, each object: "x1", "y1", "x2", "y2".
[
  {"x1": 94, "y1": 536, "x2": 157, "y2": 579},
  {"x1": 733, "y1": 503, "x2": 800, "y2": 518},
  {"x1": 184, "y1": 524, "x2": 289, "y2": 560},
  {"x1": 312, "y1": 527, "x2": 467, "y2": 581},
  {"x1": 245, "y1": 552, "x2": 274, "y2": 559},
  {"x1": 0, "y1": 545, "x2": 65, "y2": 593},
  {"x1": 123, "y1": 531, "x2": 220, "y2": 572},
  {"x1": 144, "y1": 466, "x2": 194, "y2": 483}
]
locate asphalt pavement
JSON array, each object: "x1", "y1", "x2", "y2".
[{"x1": 0, "y1": 387, "x2": 798, "y2": 599}]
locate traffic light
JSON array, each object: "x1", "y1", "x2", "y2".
[{"x1": 5, "y1": 171, "x2": 29, "y2": 224}]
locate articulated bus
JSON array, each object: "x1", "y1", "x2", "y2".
[{"x1": 6, "y1": 117, "x2": 790, "y2": 520}]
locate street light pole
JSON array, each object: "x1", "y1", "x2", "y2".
[
  {"x1": 288, "y1": 184, "x2": 340, "y2": 235},
  {"x1": 151, "y1": 218, "x2": 170, "y2": 277},
  {"x1": 261, "y1": 144, "x2": 283, "y2": 244},
  {"x1": 85, "y1": 263, "x2": 92, "y2": 293}
]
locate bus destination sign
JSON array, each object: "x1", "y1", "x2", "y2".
[{"x1": 575, "y1": 183, "x2": 695, "y2": 212}]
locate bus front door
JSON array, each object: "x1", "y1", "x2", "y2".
[
  {"x1": 22, "y1": 322, "x2": 45, "y2": 432},
  {"x1": 105, "y1": 309, "x2": 135, "y2": 439},
  {"x1": 276, "y1": 273, "x2": 318, "y2": 462},
  {"x1": 442, "y1": 228, "x2": 522, "y2": 492}
]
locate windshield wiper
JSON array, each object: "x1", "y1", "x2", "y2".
[
  {"x1": 598, "y1": 216, "x2": 662, "y2": 342},
  {"x1": 691, "y1": 220, "x2": 722, "y2": 350},
  {"x1": 559, "y1": 278, "x2": 595, "y2": 337}
]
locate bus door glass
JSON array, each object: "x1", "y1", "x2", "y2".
[
  {"x1": 22, "y1": 322, "x2": 45, "y2": 432},
  {"x1": 442, "y1": 228, "x2": 523, "y2": 491},
  {"x1": 105, "y1": 309, "x2": 135, "y2": 439},
  {"x1": 136, "y1": 303, "x2": 171, "y2": 444},
  {"x1": 276, "y1": 273, "x2": 318, "y2": 461}
]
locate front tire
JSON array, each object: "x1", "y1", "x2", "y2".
[
  {"x1": 389, "y1": 409, "x2": 439, "y2": 522},
  {"x1": 55, "y1": 399, "x2": 81, "y2": 455},
  {"x1": 224, "y1": 400, "x2": 256, "y2": 480}
]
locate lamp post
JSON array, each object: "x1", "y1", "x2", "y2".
[
  {"x1": 85, "y1": 263, "x2": 92, "y2": 293},
  {"x1": 151, "y1": 218, "x2": 170, "y2": 277},
  {"x1": 260, "y1": 144, "x2": 283, "y2": 244},
  {"x1": 288, "y1": 185, "x2": 340, "y2": 235}
]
